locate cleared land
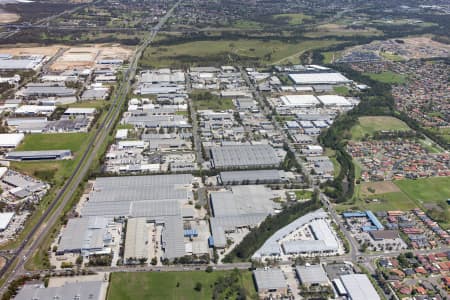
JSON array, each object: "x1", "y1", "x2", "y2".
[
  {"x1": 363, "y1": 71, "x2": 407, "y2": 84},
  {"x1": 350, "y1": 116, "x2": 410, "y2": 140},
  {"x1": 141, "y1": 39, "x2": 343, "y2": 67},
  {"x1": 395, "y1": 177, "x2": 450, "y2": 205},
  {"x1": 51, "y1": 44, "x2": 132, "y2": 71},
  {"x1": 107, "y1": 271, "x2": 257, "y2": 300},
  {"x1": 0, "y1": 45, "x2": 62, "y2": 57},
  {"x1": 272, "y1": 13, "x2": 312, "y2": 25},
  {"x1": 0, "y1": 10, "x2": 20, "y2": 24},
  {"x1": 360, "y1": 181, "x2": 401, "y2": 196},
  {"x1": 16, "y1": 133, "x2": 88, "y2": 154}
]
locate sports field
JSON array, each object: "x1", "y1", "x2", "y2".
[
  {"x1": 107, "y1": 271, "x2": 257, "y2": 300},
  {"x1": 350, "y1": 116, "x2": 410, "y2": 140}
]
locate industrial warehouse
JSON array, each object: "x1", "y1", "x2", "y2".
[
  {"x1": 253, "y1": 209, "x2": 342, "y2": 260},
  {"x1": 209, "y1": 144, "x2": 282, "y2": 169}
]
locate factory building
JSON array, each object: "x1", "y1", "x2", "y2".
[
  {"x1": 14, "y1": 281, "x2": 106, "y2": 300},
  {"x1": 253, "y1": 268, "x2": 288, "y2": 297},
  {"x1": 253, "y1": 209, "x2": 340, "y2": 260},
  {"x1": 6, "y1": 150, "x2": 72, "y2": 161},
  {"x1": 288, "y1": 73, "x2": 351, "y2": 85},
  {"x1": 210, "y1": 144, "x2": 280, "y2": 169},
  {"x1": 218, "y1": 169, "x2": 289, "y2": 185}
]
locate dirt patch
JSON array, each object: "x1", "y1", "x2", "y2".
[
  {"x1": 0, "y1": 9, "x2": 20, "y2": 24},
  {"x1": 0, "y1": 256, "x2": 6, "y2": 269},
  {"x1": 0, "y1": 45, "x2": 63, "y2": 57},
  {"x1": 361, "y1": 181, "x2": 401, "y2": 196},
  {"x1": 50, "y1": 44, "x2": 132, "y2": 71}
]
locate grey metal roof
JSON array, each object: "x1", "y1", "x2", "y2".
[
  {"x1": 210, "y1": 185, "x2": 277, "y2": 217},
  {"x1": 296, "y1": 264, "x2": 329, "y2": 285},
  {"x1": 6, "y1": 150, "x2": 71, "y2": 160},
  {"x1": 124, "y1": 218, "x2": 149, "y2": 260},
  {"x1": 210, "y1": 144, "x2": 280, "y2": 169},
  {"x1": 282, "y1": 240, "x2": 336, "y2": 254},
  {"x1": 14, "y1": 281, "x2": 104, "y2": 300},
  {"x1": 161, "y1": 215, "x2": 185, "y2": 259},
  {"x1": 22, "y1": 86, "x2": 76, "y2": 97},
  {"x1": 58, "y1": 217, "x2": 108, "y2": 252},
  {"x1": 219, "y1": 169, "x2": 286, "y2": 184},
  {"x1": 253, "y1": 268, "x2": 287, "y2": 291},
  {"x1": 0, "y1": 59, "x2": 40, "y2": 70},
  {"x1": 253, "y1": 209, "x2": 331, "y2": 258},
  {"x1": 340, "y1": 274, "x2": 380, "y2": 300}
]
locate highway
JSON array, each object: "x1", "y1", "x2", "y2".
[{"x1": 0, "y1": 1, "x2": 180, "y2": 296}]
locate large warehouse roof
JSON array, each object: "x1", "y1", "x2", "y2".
[
  {"x1": 317, "y1": 95, "x2": 352, "y2": 107},
  {"x1": 58, "y1": 217, "x2": 109, "y2": 253},
  {"x1": 253, "y1": 268, "x2": 287, "y2": 291},
  {"x1": 124, "y1": 218, "x2": 149, "y2": 261},
  {"x1": 279, "y1": 95, "x2": 320, "y2": 107},
  {"x1": 0, "y1": 212, "x2": 14, "y2": 231},
  {"x1": 296, "y1": 264, "x2": 329, "y2": 286},
  {"x1": 0, "y1": 133, "x2": 24, "y2": 148},
  {"x1": 309, "y1": 219, "x2": 339, "y2": 250},
  {"x1": 210, "y1": 185, "x2": 277, "y2": 217},
  {"x1": 14, "y1": 281, "x2": 104, "y2": 300},
  {"x1": 210, "y1": 144, "x2": 280, "y2": 169},
  {"x1": 0, "y1": 59, "x2": 41, "y2": 70},
  {"x1": 288, "y1": 72, "x2": 351, "y2": 85},
  {"x1": 253, "y1": 209, "x2": 337, "y2": 258},
  {"x1": 340, "y1": 274, "x2": 380, "y2": 300},
  {"x1": 219, "y1": 169, "x2": 287, "y2": 185},
  {"x1": 6, "y1": 150, "x2": 72, "y2": 161}
]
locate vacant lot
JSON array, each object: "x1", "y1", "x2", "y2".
[
  {"x1": 191, "y1": 91, "x2": 234, "y2": 111},
  {"x1": 363, "y1": 71, "x2": 407, "y2": 84},
  {"x1": 141, "y1": 39, "x2": 343, "y2": 67},
  {"x1": 16, "y1": 133, "x2": 88, "y2": 154},
  {"x1": 272, "y1": 13, "x2": 312, "y2": 25},
  {"x1": 0, "y1": 10, "x2": 20, "y2": 24},
  {"x1": 351, "y1": 116, "x2": 410, "y2": 140},
  {"x1": 337, "y1": 191, "x2": 417, "y2": 213},
  {"x1": 395, "y1": 177, "x2": 450, "y2": 204},
  {"x1": 107, "y1": 271, "x2": 257, "y2": 300},
  {"x1": 360, "y1": 181, "x2": 401, "y2": 196}
]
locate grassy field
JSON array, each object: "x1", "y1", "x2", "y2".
[
  {"x1": 363, "y1": 71, "x2": 407, "y2": 84},
  {"x1": 141, "y1": 39, "x2": 343, "y2": 67},
  {"x1": 272, "y1": 13, "x2": 312, "y2": 25},
  {"x1": 107, "y1": 271, "x2": 257, "y2": 300},
  {"x1": 16, "y1": 133, "x2": 88, "y2": 154},
  {"x1": 295, "y1": 190, "x2": 313, "y2": 200},
  {"x1": 337, "y1": 191, "x2": 418, "y2": 213},
  {"x1": 191, "y1": 91, "x2": 234, "y2": 111},
  {"x1": 395, "y1": 177, "x2": 450, "y2": 204},
  {"x1": 350, "y1": 116, "x2": 410, "y2": 140},
  {"x1": 333, "y1": 86, "x2": 351, "y2": 96}
]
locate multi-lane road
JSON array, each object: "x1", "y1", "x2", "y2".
[{"x1": 0, "y1": 1, "x2": 181, "y2": 295}]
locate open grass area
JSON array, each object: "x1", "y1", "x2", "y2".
[
  {"x1": 379, "y1": 51, "x2": 405, "y2": 62},
  {"x1": 272, "y1": 13, "x2": 312, "y2": 25},
  {"x1": 394, "y1": 177, "x2": 450, "y2": 205},
  {"x1": 363, "y1": 71, "x2": 407, "y2": 84},
  {"x1": 141, "y1": 39, "x2": 343, "y2": 67},
  {"x1": 107, "y1": 271, "x2": 257, "y2": 300},
  {"x1": 295, "y1": 190, "x2": 313, "y2": 200},
  {"x1": 350, "y1": 116, "x2": 410, "y2": 140},
  {"x1": 333, "y1": 86, "x2": 351, "y2": 96},
  {"x1": 191, "y1": 91, "x2": 234, "y2": 111},
  {"x1": 337, "y1": 191, "x2": 417, "y2": 213},
  {"x1": 232, "y1": 20, "x2": 262, "y2": 30},
  {"x1": 16, "y1": 133, "x2": 88, "y2": 154}
]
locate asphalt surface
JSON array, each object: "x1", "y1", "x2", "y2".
[{"x1": 0, "y1": 1, "x2": 181, "y2": 295}]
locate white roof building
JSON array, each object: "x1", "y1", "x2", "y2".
[
  {"x1": 317, "y1": 95, "x2": 352, "y2": 107},
  {"x1": 0, "y1": 133, "x2": 24, "y2": 148},
  {"x1": 288, "y1": 73, "x2": 351, "y2": 85},
  {"x1": 0, "y1": 212, "x2": 14, "y2": 231},
  {"x1": 64, "y1": 107, "x2": 96, "y2": 116},
  {"x1": 115, "y1": 129, "x2": 128, "y2": 140},
  {"x1": 340, "y1": 274, "x2": 380, "y2": 300},
  {"x1": 279, "y1": 95, "x2": 320, "y2": 108}
]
